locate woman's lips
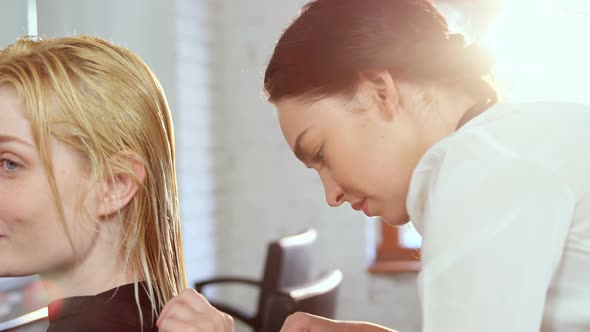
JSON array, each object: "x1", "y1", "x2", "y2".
[
  {"x1": 362, "y1": 200, "x2": 373, "y2": 217},
  {"x1": 352, "y1": 199, "x2": 373, "y2": 217}
]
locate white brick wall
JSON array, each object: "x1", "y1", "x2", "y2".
[
  {"x1": 0, "y1": 0, "x2": 29, "y2": 47},
  {"x1": 175, "y1": 0, "x2": 218, "y2": 284}
]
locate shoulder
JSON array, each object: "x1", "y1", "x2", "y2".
[
  {"x1": 47, "y1": 283, "x2": 159, "y2": 332},
  {"x1": 407, "y1": 101, "x2": 581, "y2": 231},
  {"x1": 412, "y1": 99, "x2": 590, "y2": 181}
]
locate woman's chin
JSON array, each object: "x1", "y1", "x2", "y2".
[{"x1": 380, "y1": 214, "x2": 410, "y2": 227}]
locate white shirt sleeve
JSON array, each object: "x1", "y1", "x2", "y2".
[{"x1": 417, "y1": 131, "x2": 576, "y2": 332}]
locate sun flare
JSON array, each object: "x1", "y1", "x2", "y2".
[{"x1": 480, "y1": 0, "x2": 590, "y2": 104}]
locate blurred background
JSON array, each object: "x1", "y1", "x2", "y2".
[{"x1": 0, "y1": 0, "x2": 588, "y2": 331}]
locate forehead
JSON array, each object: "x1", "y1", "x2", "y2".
[{"x1": 0, "y1": 86, "x2": 32, "y2": 140}]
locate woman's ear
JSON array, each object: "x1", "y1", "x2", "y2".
[
  {"x1": 358, "y1": 70, "x2": 399, "y2": 121},
  {"x1": 96, "y1": 157, "x2": 146, "y2": 219}
]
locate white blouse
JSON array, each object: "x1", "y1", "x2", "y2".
[{"x1": 406, "y1": 101, "x2": 590, "y2": 332}]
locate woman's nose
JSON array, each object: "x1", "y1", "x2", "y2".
[{"x1": 319, "y1": 171, "x2": 344, "y2": 207}]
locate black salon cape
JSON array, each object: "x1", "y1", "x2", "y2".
[{"x1": 47, "y1": 282, "x2": 158, "y2": 332}]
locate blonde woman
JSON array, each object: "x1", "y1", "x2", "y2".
[{"x1": 0, "y1": 35, "x2": 232, "y2": 332}]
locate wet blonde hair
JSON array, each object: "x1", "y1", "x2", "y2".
[{"x1": 0, "y1": 35, "x2": 186, "y2": 314}]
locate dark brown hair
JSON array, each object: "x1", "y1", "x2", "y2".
[{"x1": 264, "y1": 0, "x2": 496, "y2": 103}]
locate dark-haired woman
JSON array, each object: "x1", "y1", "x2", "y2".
[{"x1": 263, "y1": 0, "x2": 590, "y2": 331}]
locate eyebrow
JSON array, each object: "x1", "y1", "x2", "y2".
[
  {"x1": 0, "y1": 134, "x2": 34, "y2": 147},
  {"x1": 293, "y1": 127, "x2": 311, "y2": 162}
]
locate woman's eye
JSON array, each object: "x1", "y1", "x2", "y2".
[{"x1": 1, "y1": 159, "x2": 21, "y2": 172}]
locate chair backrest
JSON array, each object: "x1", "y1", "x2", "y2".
[
  {"x1": 290, "y1": 269, "x2": 342, "y2": 318},
  {"x1": 0, "y1": 307, "x2": 48, "y2": 332},
  {"x1": 259, "y1": 269, "x2": 343, "y2": 332},
  {"x1": 256, "y1": 228, "x2": 317, "y2": 324}
]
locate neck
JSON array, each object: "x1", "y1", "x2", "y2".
[{"x1": 40, "y1": 219, "x2": 137, "y2": 302}]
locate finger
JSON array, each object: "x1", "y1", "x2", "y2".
[
  {"x1": 157, "y1": 295, "x2": 179, "y2": 324},
  {"x1": 280, "y1": 313, "x2": 310, "y2": 332},
  {"x1": 157, "y1": 301, "x2": 196, "y2": 327},
  {"x1": 281, "y1": 312, "x2": 335, "y2": 332},
  {"x1": 176, "y1": 288, "x2": 215, "y2": 312},
  {"x1": 158, "y1": 288, "x2": 210, "y2": 324},
  {"x1": 157, "y1": 318, "x2": 199, "y2": 332},
  {"x1": 158, "y1": 312, "x2": 219, "y2": 332}
]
